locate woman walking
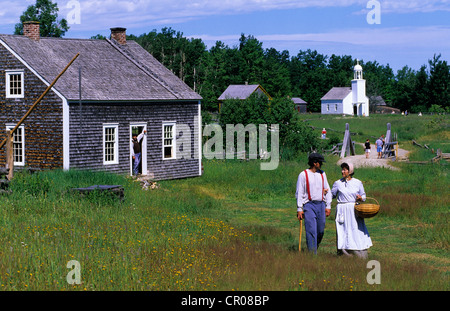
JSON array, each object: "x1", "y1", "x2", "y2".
[{"x1": 331, "y1": 162, "x2": 372, "y2": 259}]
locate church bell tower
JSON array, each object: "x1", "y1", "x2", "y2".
[{"x1": 351, "y1": 60, "x2": 369, "y2": 116}]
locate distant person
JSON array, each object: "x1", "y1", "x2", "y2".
[
  {"x1": 296, "y1": 153, "x2": 332, "y2": 254},
  {"x1": 131, "y1": 130, "x2": 147, "y2": 175},
  {"x1": 321, "y1": 128, "x2": 327, "y2": 139},
  {"x1": 331, "y1": 162, "x2": 372, "y2": 259},
  {"x1": 364, "y1": 139, "x2": 371, "y2": 159},
  {"x1": 375, "y1": 137, "x2": 383, "y2": 159}
]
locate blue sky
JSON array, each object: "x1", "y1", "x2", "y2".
[{"x1": 0, "y1": 0, "x2": 449, "y2": 72}]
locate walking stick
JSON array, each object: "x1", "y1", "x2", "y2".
[{"x1": 298, "y1": 219, "x2": 302, "y2": 252}]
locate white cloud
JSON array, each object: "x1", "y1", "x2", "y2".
[
  {"x1": 191, "y1": 25, "x2": 450, "y2": 48},
  {"x1": 1, "y1": 0, "x2": 448, "y2": 30}
]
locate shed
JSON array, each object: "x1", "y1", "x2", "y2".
[
  {"x1": 291, "y1": 97, "x2": 307, "y2": 113},
  {"x1": 218, "y1": 83, "x2": 271, "y2": 112}
]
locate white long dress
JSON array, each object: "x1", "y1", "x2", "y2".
[{"x1": 331, "y1": 178, "x2": 372, "y2": 251}]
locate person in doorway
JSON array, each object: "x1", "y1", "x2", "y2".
[
  {"x1": 296, "y1": 153, "x2": 332, "y2": 254},
  {"x1": 131, "y1": 130, "x2": 147, "y2": 176},
  {"x1": 375, "y1": 136, "x2": 383, "y2": 159},
  {"x1": 364, "y1": 139, "x2": 371, "y2": 159},
  {"x1": 331, "y1": 162, "x2": 372, "y2": 259}
]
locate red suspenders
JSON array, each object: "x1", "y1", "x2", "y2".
[{"x1": 304, "y1": 170, "x2": 324, "y2": 201}]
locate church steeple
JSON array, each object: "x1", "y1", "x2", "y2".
[{"x1": 354, "y1": 59, "x2": 363, "y2": 80}]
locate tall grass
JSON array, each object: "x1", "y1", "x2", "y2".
[
  {"x1": 0, "y1": 160, "x2": 448, "y2": 291},
  {"x1": 299, "y1": 114, "x2": 449, "y2": 146},
  {"x1": 0, "y1": 112, "x2": 448, "y2": 291}
]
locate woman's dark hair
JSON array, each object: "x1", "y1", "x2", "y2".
[{"x1": 340, "y1": 162, "x2": 354, "y2": 176}]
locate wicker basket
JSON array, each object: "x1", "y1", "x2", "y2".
[{"x1": 355, "y1": 197, "x2": 380, "y2": 218}]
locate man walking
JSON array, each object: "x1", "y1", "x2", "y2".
[
  {"x1": 296, "y1": 153, "x2": 332, "y2": 254},
  {"x1": 131, "y1": 130, "x2": 146, "y2": 176}
]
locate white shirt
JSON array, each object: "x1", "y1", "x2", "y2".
[
  {"x1": 331, "y1": 177, "x2": 366, "y2": 203},
  {"x1": 130, "y1": 131, "x2": 146, "y2": 156},
  {"x1": 295, "y1": 169, "x2": 332, "y2": 212}
]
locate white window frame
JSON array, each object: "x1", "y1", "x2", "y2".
[
  {"x1": 5, "y1": 70, "x2": 25, "y2": 99},
  {"x1": 103, "y1": 123, "x2": 119, "y2": 165},
  {"x1": 6, "y1": 124, "x2": 25, "y2": 166},
  {"x1": 162, "y1": 122, "x2": 176, "y2": 160}
]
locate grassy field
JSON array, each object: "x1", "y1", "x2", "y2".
[{"x1": 0, "y1": 114, "x2": 448, "y2": 291}]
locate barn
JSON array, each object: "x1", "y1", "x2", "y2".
[{"x1": 0, "y1": 22, "x2": 202, "y2": 180}]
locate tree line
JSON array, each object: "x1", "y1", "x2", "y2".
[
  {"x1": 130, "y1": 27, "x2": 449, "y2": 114},
  {"x1": 14, "y1": 0, "x2": 449, "y2": 114}
]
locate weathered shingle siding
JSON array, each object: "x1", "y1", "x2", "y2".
[
  {"x1": 69, "y1": 101, "x2": 200, "y2": 180},
  {"x1": 0, "y1": 44, "x2": 64, "y2": 169}
]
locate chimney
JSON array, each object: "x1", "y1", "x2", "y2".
[
  {"x1": 110, "y1": 27, "x2": 127, "y2": 45},
  {"x1": 23, "y1": 21, "x2": 40, "y2": 41}
]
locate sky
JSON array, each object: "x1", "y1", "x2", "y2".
[{"x1": 0, "y1": 0, "x2": 449, "y2": 72}]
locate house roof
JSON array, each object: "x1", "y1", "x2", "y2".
[
  {"x1": 321, "y1": 87, "x2": 352, "y2": 101},
  {"x1": 218, "y1": 84, "x2": 271, "y2": 101},
  {"x1": 0, "y1": 34, "x2": 201, "y2": 102},
  {"x1": 291, "y1": 97, "x2": 307, "y2": 104}
]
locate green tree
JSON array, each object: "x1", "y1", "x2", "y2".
[
  {"x1": 262, "y1": 48, "x2": 291, "y2": 97},
  {"x1": 239, "y1": 34, "x2": 265, "y2": 84},
  {"x1": 427, "y1": 54, "x2": 450, "y2": 110},
  {"x1": 14, "y1": 0, "x2": 69, "y2": 37},
  {"x1": 290, "y1": 49, "x2": 329, "y2": 112},
  {"x1": 219, "y1": 94, "x2": 317, "y2": 158}
]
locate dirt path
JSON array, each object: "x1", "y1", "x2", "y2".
[{"x1": 337, "y1": 143, "x2": 410, "y2": 170}]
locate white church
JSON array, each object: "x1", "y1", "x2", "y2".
[{"x1": 321, "y1": 61, "x2": 369, "y2": 116}]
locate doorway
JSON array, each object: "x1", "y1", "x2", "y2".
[
  {"x1": 130, "y1": 123, "x2": 147, "y2": 176},
  {"x1": 353, "y1": 105, "x2": 358, "y2": 116}
]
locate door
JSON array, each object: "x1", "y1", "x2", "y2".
[{"x1": 130, "y1": 123, "x2": 147, "y2": 176}]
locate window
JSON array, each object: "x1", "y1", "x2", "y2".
[
  {"x1": 6, "y1": 70, "x2": 24, "y2": 98},
  {"x1": 6, "y1": 125, "x2": 25, "y2": 166},
  {"x1": 163, "y1": 122, "x2": 176, "y2": 159},
  {"x1": 103, "y1": 124, "x2": 119, "y2": 165}
]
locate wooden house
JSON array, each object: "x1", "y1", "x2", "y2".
[
  {"x1": 217, "y1": 83, "x2": 271, "y2": 112},
  {"x1": 0, "y1": 22, "x2": 202, "y2": 180}
]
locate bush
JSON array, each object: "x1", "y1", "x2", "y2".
[{"x1": 219, "y1": 95, "x2": 318, "y2": 158}]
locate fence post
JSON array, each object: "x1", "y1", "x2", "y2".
[{"x1": 6, "y1": 130, "x2": 13, "y2": 180}]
